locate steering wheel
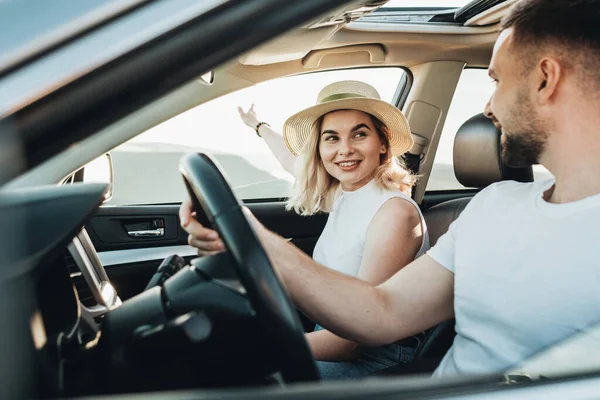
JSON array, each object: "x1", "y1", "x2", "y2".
[{"x1": 179, "y1": 153, "x2": 319, "y2": 383}]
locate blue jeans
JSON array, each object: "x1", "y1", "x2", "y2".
[{"x1": 313, "y1": 324, "x2": 421, "y2": 380}]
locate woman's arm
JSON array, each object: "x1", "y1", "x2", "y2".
[
  {"x1": 256, "y1": 123, "x2": 297, "y2": 175},
  {"x1": 357, "y1": 197, "x2": 423, "y2": 284},
  {"x1": 307, "y1": 197, "x2": 424, "y2": 361},
  {"x1": 238, "y1": 105, "x2": 297, "y2": 175},
  {"x1": 305, "y1": 329, "x2": 361, "y2": 362}
]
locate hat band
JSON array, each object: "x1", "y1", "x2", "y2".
[{"x1": 319, "y1": 92, "x2": 366, "y2": 104}]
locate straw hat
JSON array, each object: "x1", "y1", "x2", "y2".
[{"x1": 283, "y1": 80, "x2": 413, "y2": 156}]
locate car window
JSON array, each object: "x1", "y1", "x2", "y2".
[
  {"x1": 106, "y1": 68, "x2": 405, "y2": 205},
  {"x1": 426, "y1": 68, "x2": 554, "y2": 191}
]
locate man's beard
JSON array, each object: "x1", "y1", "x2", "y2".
[
  {"x1": 501, "y1": 132, "x2": 546, "y2": 167},
  {"x1": 499, "y1": 89, "x2": 548, "y2": 168}
]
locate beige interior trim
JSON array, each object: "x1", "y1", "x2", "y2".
[
  {"x1": 238, "y1": 25, "x2": 341, "y2": 66},
  {"x1": 403, "y1": 61, "x2": 466, "y2": 203},
  {"x1": 237, "y1": 0, "x2": 387, "y2": 66},
  {"x1": 225, "y1": 28, "x2": 496, "y2": 86},
  {"x1": 238, "y1": 6, "x2": 508, "y2": 70},
  {"x1": 303, "y1": 44, "x2": 385, "y2": 68}
]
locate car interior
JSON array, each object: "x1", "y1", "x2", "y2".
[{"x1": 4, "y1": 0, "x2": 594, "y2": 399}]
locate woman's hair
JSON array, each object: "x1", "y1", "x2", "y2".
[{"x1": 286, "y1": 112, "x2": 417, "y2": 216}]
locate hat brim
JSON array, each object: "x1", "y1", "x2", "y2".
[{"x1": 283, "y1": 97, "x2": 413, "y2": 157}]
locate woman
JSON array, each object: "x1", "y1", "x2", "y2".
[{"x1": 185, "y1": 80, "x2": 429, "y2": 379}]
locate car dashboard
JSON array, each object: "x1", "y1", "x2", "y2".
[
  {"x1": 0, "y1": 182, "x2": 270, "y2": 398},
  {"x1": 0, "y1": 183, "x2": 116, "y2": 398}
]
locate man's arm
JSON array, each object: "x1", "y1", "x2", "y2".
[
  {"x1": 182, "y1": 202, "x2": 455, "y2": 347},
  {"x1": 255, "y1": 224, "x2": 455, "y2": 347}
]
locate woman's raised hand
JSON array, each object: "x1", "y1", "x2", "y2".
[{"x1": 238, "y1": 104, "x2": 260, "y2": 129}]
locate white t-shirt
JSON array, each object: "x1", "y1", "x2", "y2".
[
  {"x1": 313, "y1": 179, "x2": 429, "y2": 277},
  {"x1": 258, "y1": 131, "x2": 429, "y2": 275},
  {"x1": 428, "y1": 179, "x2": 600, "y2": 377}
]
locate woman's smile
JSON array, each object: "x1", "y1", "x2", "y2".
[{"x1": 336, "y1": 160, "x2": 362, "y2": 171}]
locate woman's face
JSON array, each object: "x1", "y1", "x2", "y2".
[{"x1": 318, "y1": 110, "x2": 387, "y2": 191}]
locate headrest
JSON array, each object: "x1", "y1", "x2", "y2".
[{"x1": 453, "y1": 114, "x2": 533, "y2": 188}]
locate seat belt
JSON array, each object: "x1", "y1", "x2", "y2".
[
  {"x1": 402, "y1": 152, "x2": 421, "y2": 175},
  {"x1": 401, "y1": 152, "x2": 422, "y2": 198}
]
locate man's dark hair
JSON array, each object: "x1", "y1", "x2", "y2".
[{"x1": 501, "y1": 0, "x2": 600, "y2": 83}]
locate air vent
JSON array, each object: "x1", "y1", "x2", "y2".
[{"x1": 64, "y1": 251, "x2": 96, "y2": 308}]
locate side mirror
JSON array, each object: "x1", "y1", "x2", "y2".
[{"x1": 81, "y1": 153, "x2": 114, "y2": 203}]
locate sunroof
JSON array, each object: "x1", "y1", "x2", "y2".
[
  {"x1": 362, "y1": 0, "x2": 509, "y2": 24},
  {"x1": 381, "y1": 0, "x2": 473, "y2": 8}
]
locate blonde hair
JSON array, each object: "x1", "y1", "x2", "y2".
[{"x1": 286, "y1": 113, "x2": 417, "y2": 216}]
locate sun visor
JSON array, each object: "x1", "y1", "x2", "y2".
[
  {"x1": 238, "y1": 26, "x2": 340, "y2": 66},
  {"x1": 238, "y1": 0, "x2": 388, "y2": 66}
]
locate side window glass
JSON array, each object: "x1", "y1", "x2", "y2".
[{"x1": 107, "y1": 68, "x2": 405, "y2": 205}]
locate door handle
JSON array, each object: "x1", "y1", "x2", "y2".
[{"x1": 128, "y1": 228, "x2": 165, "y2": 238}]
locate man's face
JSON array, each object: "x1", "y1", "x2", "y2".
[{"x1": 486, "y1": 28, "x2": 548, "y2": 167}]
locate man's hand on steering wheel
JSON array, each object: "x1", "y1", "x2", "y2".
[
  {"x1": 180, "y1": 196, "x2": 225, "y2": 256},
  {"x1": 181, "y1": 196, "x2": 264, "y2": 257}
]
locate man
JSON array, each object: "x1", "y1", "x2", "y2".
[{"x1": 181, "y1": 0, "x2": 600, "y2": 377}]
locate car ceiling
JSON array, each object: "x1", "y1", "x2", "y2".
[{"x1": 226, "y1": 0, "x2": 518, "y2": 84}]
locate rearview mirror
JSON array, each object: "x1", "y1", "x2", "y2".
[{"x1": 82, "y1": 153, "x2": 114, "y2": 203}]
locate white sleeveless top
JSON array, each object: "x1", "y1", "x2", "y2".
[{"x1": 312, "y1": 179, "x2": 430, "y2": 277}]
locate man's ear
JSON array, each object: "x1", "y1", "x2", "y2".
[{"x1": 536, "y1": 57, "x2": 562, "y2": 105}]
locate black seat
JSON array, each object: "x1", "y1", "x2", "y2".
[
  {"x1": 377, "y1": 113, "x2": 533, "y2": 377},
  {"x1": 424, "y1": 113, "x2": 533, "y2": 247}
]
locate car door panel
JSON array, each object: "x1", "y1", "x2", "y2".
[
  {"x1": 246, "y1": 202, "x2": 327, "y2": 255},
  {"x1": 87, "y1": 205, "x2": 184, "y2": 251},
  {"x1": 87, "y1": 201, "x2": 326, "y2": 300}
]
